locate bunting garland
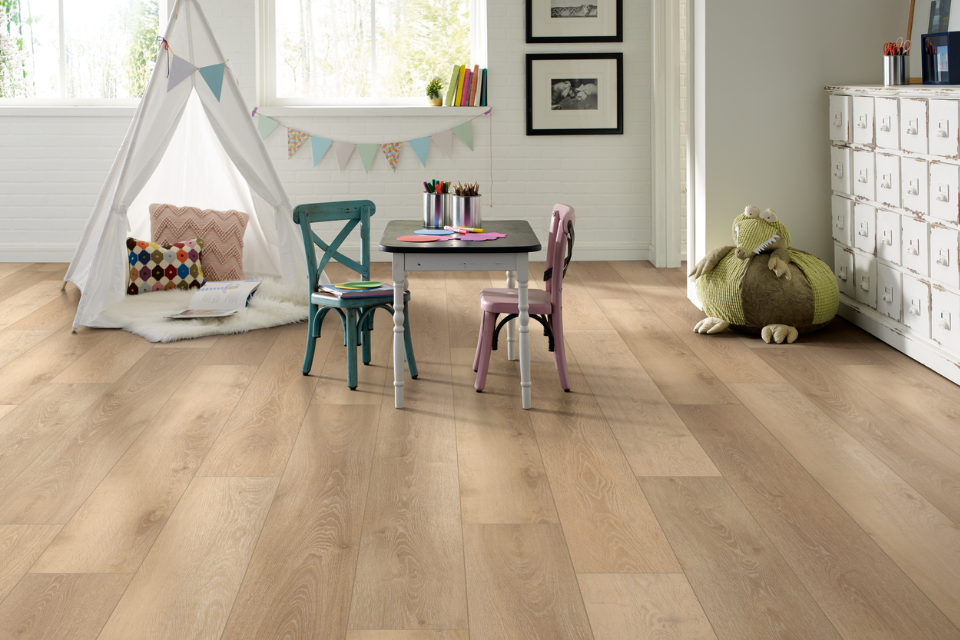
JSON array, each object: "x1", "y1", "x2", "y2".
[
  {"x1": 255, "y1": 108, "x2": 491, "y2": 173},
  {"x1": 198, "y1": 63, "x2": 225, "y2": 101}
]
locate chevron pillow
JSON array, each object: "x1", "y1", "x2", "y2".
[{"x1": 150, "y1": 204, "x2": 249, "y2": 281}]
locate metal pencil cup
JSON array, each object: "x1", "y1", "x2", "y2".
[
  {"x1": 451, "y1": 196, "x2": 482, "y2": 228},
  {"x1": 885, "y1": 56, "x2": 905, "y2": 86},
  {"x1": 423, "y1": 193, "x2": 450, "y2": 228}
]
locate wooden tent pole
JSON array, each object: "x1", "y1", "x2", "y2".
[{"x1": 907, "y1": 0, "x2": 916, "y2": 53}]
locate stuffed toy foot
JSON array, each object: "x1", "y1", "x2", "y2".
[
  {"x1": 761, "y1": 324, "x2": 799, "y2": 344},
  {"x1": 694, "y1": 317, "x2": 730, "y2": 334}
]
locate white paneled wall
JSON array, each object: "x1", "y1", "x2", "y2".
[{"x1": 0, "y1": 0, "x2": 652, "y2": 262}]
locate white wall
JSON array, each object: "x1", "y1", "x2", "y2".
[
  {"x1": 0, "y1": 0, "x2": 652, "y2": 263},
  {"x1": 692, "y1": 0, "x2": 904, "y2": 266}
]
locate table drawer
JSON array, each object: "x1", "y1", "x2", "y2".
[
  {"x1": 930, "y1": 99, "x2": 960, "y2": 158},
  {"x1": 403, "y1": 253, "x2": 519, "y2": 272},
  {"x1": 932, "y1": 287, "x2": 960, "y2": 353},
  {"x1": 855, "y1": 252, "x2": 878, "y2": 308}
]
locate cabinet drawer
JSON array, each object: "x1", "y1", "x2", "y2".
[
  {"x1": 876, "y1": 97, "x2": 900, "y2": 150},
  {"x1": 932, "y1": 287, "x2": 960, "y2": 352},
  {"x1": 930, "y1": 225, "x2": 960, "y2": 288},
  {"x1": 835, "y1": 244, "x2": 856, "y2": 298},
  {"x1": 852, "y1": 96, "x2": 875, "y2": 146},
  {"x1": 877, "y1": 208, "x2": 901, "y2": 265},
  {"x1": 829, "y1": 95, "x2": 852, "y2": 143},
  {"x1": 831, "y1": 146, "x2": 854, "y2": 196},
  {"x1": 876, "y1": 153, "x2": 901, "y2": 209},
  {"x1": 853, "y1": 150, "x2": 876, "y2": 201},
  {"x1": 929, "y1": 99, "x2": 960, "y2": 158},
  {"x1": 832, "y1": 195, "x2": 854, "y2": 246},
  {"x1": 902, "y1": 273, "x2": 931, "y2": 338},
  {"x1": 901, "y1": 158, "x2": 929, "y2": 216},
  {"x1": 901, "y1": 217, "x2": 930, "y2": 276},
  {"x1": 854, "y1": 253, "x2": 878, "y2": 308},
  {"x1": 877, "y1": 264, "x2": 902, "y2": 322},
  {"x1": 854, "y1": 203, "x2": 876, "y2": 255},
  {"x1": 930, "y1": 162, "x2": 960, "y2": 224},
  {"x1": 901, "y1": 98, "x2": 929, "y2": 154}
]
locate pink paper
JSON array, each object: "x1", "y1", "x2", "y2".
[{"x1": 435, "y1": 232, "x2": 506, "y2": 242}]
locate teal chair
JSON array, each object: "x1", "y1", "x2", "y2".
[{"x1": 294, "y1": 200, "x2": 417, "y2": 389}]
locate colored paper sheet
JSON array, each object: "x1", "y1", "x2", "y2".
[
  {"x1": 445, "y1": 64, "x2": 460, "y2": 106},
  {"x1": 288, "y1": 129, "x2": 310, "y2": 158},
  {"x1": 357, "y1": 144, "x2": 378, "y2": 173},
  {"x1": 409, "y1": 136, "x2": 430, "y2": 167},
  {"x1": 257, "y1": 115, "x2": 279, "y2": 139},
  {"x1": 167, "y1": 55, "x2": 196, "y2": 92},
  {"x1": 431, "y1": 129, "x2": 453, "y2": 159},
  {"x1": 311, "y1": 137, "x2": 333, "y2": 166},
  {"x1": 334, "y1": 141, "x2": 356, "y2": 171},
  {"x1": 381, "y1": 142, "x2": 402, "y2": 172},
  {"x1": 198, "y1": 63, "x2": 225, "y2": 101},
  {"x1": 452, "y1": 120, "x2": 474, "y2": 151}
]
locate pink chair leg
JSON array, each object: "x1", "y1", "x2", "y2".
[
  {"x1": 474, "y1": 311, "x2": 496, "y2": 391},
  {"x1": 473, "y1": 312, "x2": 486, "y2": 372},
  {"x1": 551, "y1": 312, "x2": 571, "y2": 391}
]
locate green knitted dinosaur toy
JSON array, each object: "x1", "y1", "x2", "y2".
[{"x1": 689, "y1": 206, "x2": 839, "y2": 344}]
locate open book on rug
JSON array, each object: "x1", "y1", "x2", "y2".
[{"x1": 167, "y1": 280, "x2": 262, "y2": 319}]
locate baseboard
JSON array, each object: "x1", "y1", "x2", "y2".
[{"x1": 0, "y1": 241, "x2": 653, "y2": 265}]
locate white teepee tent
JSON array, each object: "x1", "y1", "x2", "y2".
[{"x1": 64, "y1": 0, "x2": 307, "y2": 330}]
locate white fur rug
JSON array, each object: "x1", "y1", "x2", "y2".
[{"x1": 100, "y1": 279, "x2": 308, "y2": 343}]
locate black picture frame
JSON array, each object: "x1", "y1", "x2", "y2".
[
  {"x1": 526, "y1": 53, "x2": 624, "y2": 136},
  {"x1": 526, "y1": 0, "x2": 623, "y2": 43}
]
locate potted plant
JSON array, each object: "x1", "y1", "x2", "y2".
[{"x1": 426, "y1": 76, "x2": 443, "y2": 106}]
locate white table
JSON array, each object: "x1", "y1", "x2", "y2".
[{"x1": 379, "y1": 220, "x2": 542, "y2": 409}]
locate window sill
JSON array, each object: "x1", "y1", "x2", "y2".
[
  {"x1": 258, "y1": 105, "x2": 489, "y2": 117},
  {"x1": 0, "y1": 106, "x2": 138, "y2": 117}
]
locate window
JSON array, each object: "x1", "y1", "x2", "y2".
[
  {"x1": 261, "y1": 0, "x2": 485, "y2": 105},
  {"x1": 0, "y1": 0, "x2": 165, "y2": 102}
]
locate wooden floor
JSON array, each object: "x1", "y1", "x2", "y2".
[{"x1": 0, "y1": 260, "x2": 959, "y2": 640}]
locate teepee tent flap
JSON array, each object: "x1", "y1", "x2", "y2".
[{"x1": 65, "y1": 0, "x2": 307, "y2": 330}]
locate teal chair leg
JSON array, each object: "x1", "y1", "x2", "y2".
[
  {"x1": 361, "y1": 306, "x2": 372, "y2": 365},
  {"x1": 402, "y1": 300, "x2": 418, "y2": 379},
  {"x1": 302, "y1": 303, "x2": 319, "y2": 376},
  {"x1": 345, "y1": 308, "x2": 359, "y2": 389}
]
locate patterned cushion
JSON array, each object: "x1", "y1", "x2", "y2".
[
  {"x1": 126, "y1": 237, "x2": 205, "y2": 295},
  {"x1": 150, "y1": 203, "x2": 249, "y2": 281}
]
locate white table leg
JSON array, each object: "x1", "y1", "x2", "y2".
[
  {"x1": 517, "y1": 258, "x2": 531, "y2": 409},
  {"x1": 506, "y1": 270, "x2": 517, "y2": 361},
  {"x1": 393, "y1": 255, "x2": 406, "y2": 409}
]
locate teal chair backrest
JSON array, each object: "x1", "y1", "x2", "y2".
[{"x1": 293, "y1": 200, "x2": 376, "y2": 290}]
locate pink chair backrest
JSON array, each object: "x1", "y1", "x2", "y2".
[{"x1": 545, "y1": 203, "x2": 575, "y2": 310}]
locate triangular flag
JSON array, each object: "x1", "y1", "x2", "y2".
[
  {"x1": 198, "y1": 63, "x2": 225, "y2": 101},
  {"x1": 357, "y1": 144, "x2": 378, "y2": 173},
  {"x1": 381, "y1": 142, "x2": 402, "y2": 172},
  {"x1": 311, "y1": 137, "x2": 333, "y2": 167},
  {"x1": 409, "y1": 136, "x2": 430, "y2": 168},
  {"x1": 452, "y1": 121, "x2": 474, "y2": 151},
  {"x1": 288, "y1": 129, "x2": 309, "y2": 158},
  {"x1": 167, "y1": 55, "x2": 196, "y2": 92},
  {"x1": 431, "y1": 129, "x2": 453, "y2": 160},
  {"x1": 334, "y1": 141, "x2": 356, "y2": 171},
  {"x1": 257, "y1": 115, "x2": 279, "y2": 139}
]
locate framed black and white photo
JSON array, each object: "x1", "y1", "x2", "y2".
[
  {"x1": 526, "y1": 53, "x2": 623, "y2": 136},
  {"x1": 526, "y1": 0, "x2": 623, "y2": 43}
]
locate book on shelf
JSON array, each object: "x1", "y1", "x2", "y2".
[
  {"x1": 166, "y1": 280, "x2": 261, "y2": 319},
  {"x1": 445, "y1": 64, "x2": 460, "y2": 106},
  {"x1": 316, "y1": 283, "x2": 399, "y2": 299},
  {"x1": 469, "y1": 64, "x2": 479, "y2": 106},
  {"x1": 460, "y1": 69, "x2": 471, "y2": 106},
  {"x1": 454, "y1": 64, "x2": 466, "y2": 105},
  {"x1": 480, "y1": 68, "x2": 487, "y2": 106}
]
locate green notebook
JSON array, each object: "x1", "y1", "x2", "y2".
[{"x1": 444, "y1": 64, "x2": 460, "y2": 106}]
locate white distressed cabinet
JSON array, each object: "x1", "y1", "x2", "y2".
[{"x1": 827, "y1": 85, "x2": 960, "y2": 385}]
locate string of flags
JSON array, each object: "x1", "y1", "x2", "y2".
[
  {"x1": 159, "y1": 37, "x2": 236, "y2": 102},
  {"x1": 253, "y1": 108, "x2": 491, "y2": 173}
]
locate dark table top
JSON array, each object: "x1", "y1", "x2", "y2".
[{"x1": 379, "y1": 220, "x2": 542, "y2": 254}]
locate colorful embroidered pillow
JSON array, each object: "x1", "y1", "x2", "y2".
[
  {"x1": 149, "y1": 203, "x2": 249, "y2": 281},
  {"x1": 126, "y1": 237, "x2": 205, "y2": 295}
]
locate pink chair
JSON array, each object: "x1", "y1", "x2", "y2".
[{"x1": 473, "y1": 204, "x2": 576, "y2": 392}]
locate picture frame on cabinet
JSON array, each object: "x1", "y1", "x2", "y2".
[
  {"x1": 526, "y1": 0, "x2": 623, "y2": 43},
  {"x1": 526, "y1": 53, "x2": 623, "y2": 136}
]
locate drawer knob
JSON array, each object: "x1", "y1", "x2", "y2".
[
  {"x1": 858, "y1": 176, "x2": 868, "y2": 183},
  {"x1": 938, "y1": 194, "x2": 950, "y2": 202},
  {"x1": 881, "y1": 181, "x2": 891, "y2": 189},
  {"x1": 838, "y1": 271, "x2": 848, "y2": 281},
  {"x1": 881, "y1": 236, "x2": 893, "y2": 245},
  {"x1": 937, "y1": 256, "x2": 950, "y2": 266},
  {"x1": 880, "y1": 124, "x2": 891, "y2": 132},
  {"x1": 907, "y1": 127, "x2": 918, "y2": 135},
  {"x1": 883, "y1": 293, "x2": 894, "y2": 302},
  {"x1": 857, "y1": 122, "x2": 867, "y2": 129},
  {"x1": 910, "y1": 305, "x2": 921, "y2": 316},
  {"x1": 858, "y1": 229, "x2": 868, "y2": 236},
  {"x1": 908, "y1": 187, "x2": 919, "y2": 195},
  {"x1": 940, "y1": 319, "x2": 952, "y2": 330},
  {"x1": 939, "y1": 130, "x2": 949, "y2": 137},
  {"x1": 908, "y1": 246, "x2": 920, "y2": 255}
]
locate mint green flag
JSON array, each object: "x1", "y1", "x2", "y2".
[
  {"x1": 409, "y1": 136, "x2": 430, "y2": 167},
  {"x1": 357, "y1": 144, "x2": 379, "y2": 173},
  {"x1": 257, "y1": 115, "x2": 279, "y2": 139},
  {"x1": 452, "y1": 120, "x2": 474, "y2": 151}
]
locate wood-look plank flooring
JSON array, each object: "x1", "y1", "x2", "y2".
[{"x1": 0, "y1": 261, "x2": 957, "y2": 639}]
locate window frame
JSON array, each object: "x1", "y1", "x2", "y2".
[
  {"x1": 256, "y1": 0, "x2": 486, "y2": 107},
  {"x1": 0, "y1": 0, "x2": 168, "y2": 105}
]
